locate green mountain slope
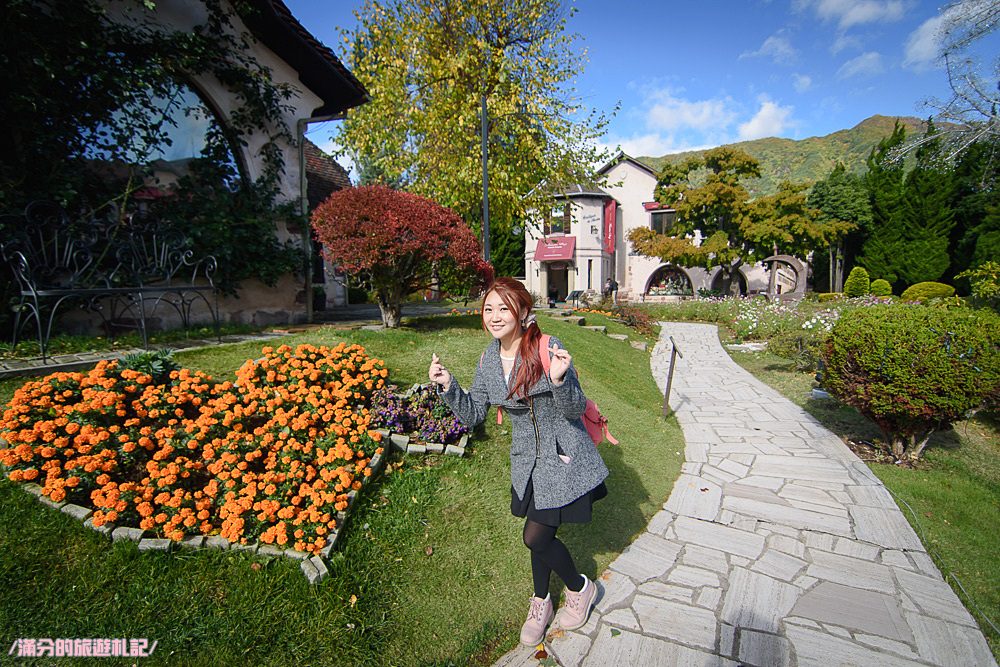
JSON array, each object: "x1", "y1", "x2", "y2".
[{"x1": 637, "y1": 115, "x2": 928, "y2": 197}]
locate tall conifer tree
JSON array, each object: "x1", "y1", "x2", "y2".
[
  {"x1": 859, "y1": 121, "x2": 907, "y2": 284},
  {"x1": 896, "y1": 120, "x2": 955, "y2": 287}
]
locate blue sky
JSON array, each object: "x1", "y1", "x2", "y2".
[{"x1": 284, "y1": 0, "x2": 997, "y2": 168}]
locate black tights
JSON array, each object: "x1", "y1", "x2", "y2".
[{"x1": 522, "y1": 519, "x2": 584, "y2": 599}]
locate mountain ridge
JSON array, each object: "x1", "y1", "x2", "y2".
[{"x1": 635, "y1": 114, "x2": 929, "y2": 196}]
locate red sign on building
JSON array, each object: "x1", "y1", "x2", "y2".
[
  {"x1": 603, "y1": 199, "x2": 617, "y2": 255},
  {"x1": 533, "y1": 236, "x2": 577, "y2": 262}
]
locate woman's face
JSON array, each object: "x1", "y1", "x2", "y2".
[{"x1": 482, "y1": 291, "x2": 520, "y2": 342}]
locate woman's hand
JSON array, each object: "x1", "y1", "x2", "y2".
[
  {"x1": 428, "y1": 353, "x2": 452, "y2": 391},
  {"x1": 547, "y1": 342, "x2": 572, "y2": 385}
]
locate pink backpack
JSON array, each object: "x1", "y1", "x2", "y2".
[{"x1": 490, "y1": 335, "x2": 619, "y2": 446}]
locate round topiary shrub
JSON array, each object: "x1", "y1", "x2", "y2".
[
  {"x1": 843, "y1": 266, "x2": 870, "y2": 297},
  {"x1": 900, "y1": 281, "x2": 955, "y2": 302},
  {"x1": 821, "y1": 304, "x2": 1000, "y2": 462},
  {"x1": 869, "y1": 279, "x2": 892, "y2": 297}
]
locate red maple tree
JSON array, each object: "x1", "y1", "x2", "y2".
[{"x1": 312, "y1": 185, "x2": 492, "y2": 327}]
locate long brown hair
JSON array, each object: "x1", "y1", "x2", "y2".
[{"x1": 481, "y1": 277, "x2": 543, "y2": 399}]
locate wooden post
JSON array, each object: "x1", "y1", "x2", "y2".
[{"x1": 662, "y1": 336, "x2": 683, "y2": 418}]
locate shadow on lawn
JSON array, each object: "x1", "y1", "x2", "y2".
[
  {"x1": 557, "y1": 442, "x2": 651, "y2": 593},
  {"x1": 405, "y1": 314, "x2": 483, "y2": 333}
]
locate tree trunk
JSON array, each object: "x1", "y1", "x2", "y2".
[
  {"x1": 833, "y1": 242, "x2": 845, "y2": 292},
  {"x1": 767, "y1": 259, "x2": 778, "y2": 300},
  {"x1": 828, "y1": 246, "x2": 835, "y2": 293},
  {"x1": 377, "y1": 293, "x2": 402, "y2": 328}
]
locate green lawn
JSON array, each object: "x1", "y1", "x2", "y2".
[
  {"x1": 0, "y1": 314, "x2": 683, "y2": 665},
  {"x1": 730, "y1": 350, "x2": 1000, "y2": 661}
]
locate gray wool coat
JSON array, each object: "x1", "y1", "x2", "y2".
[{"x1": 438, "y1": 336, "x2": 609, "y2": 510}]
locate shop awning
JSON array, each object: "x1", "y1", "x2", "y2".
[{"x1": 533, "y1": 236, "x2": 576, "y2": 262}]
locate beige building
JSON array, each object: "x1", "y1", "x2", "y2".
[{"x1": 524, "y1": 153, "x2": 805, "y2": 304}]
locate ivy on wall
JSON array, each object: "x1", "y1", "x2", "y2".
[{"x1": 0, "y1": 0, "x2": 304, "y2": 304}]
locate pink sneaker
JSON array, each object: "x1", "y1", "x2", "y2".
[
  {"x1": 557, "y1": 574, "x2": 597, "y2": 630},
  {"x1": 519, "y1": 595, "x2": 554, "y2": 646}
]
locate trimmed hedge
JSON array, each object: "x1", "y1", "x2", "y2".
[
  {"x1": 821, "y1": 305, "x2": 1000, "y2": 462},
  {"x1": 843, "y1": 266, "x2": 871, "y2": 298},
  {"x1": 869, "y1": 279, "x2": 892, "y2": 297},
  {"x1": 901, "y1": 281, "x2": 955, "y2": 302}
]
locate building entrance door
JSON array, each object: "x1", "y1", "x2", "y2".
[{"x1": 547, "y1": 264, "x2": 569, "y2": 302}]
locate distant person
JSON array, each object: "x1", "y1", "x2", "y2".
[
  {"x1": 609, "y1": 278, "x2": 619, "y2": 304},
  {"x1": 428, "y1": 277, "x2": 608, "y2": 647},
  {"x1": 603, "y1": 278, "x2": 612, "y2": 300},
  {"x1": 547, "y1": 286, "x2": 558, "y2": 309}
]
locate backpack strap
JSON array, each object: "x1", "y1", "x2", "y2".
[{"x1": 538, "y1": 334, "x2": 551, "y2": 376}]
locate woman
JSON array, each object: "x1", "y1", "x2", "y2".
[{"x1": 428, "y1": 277, "x2": 609, "y2": 646}]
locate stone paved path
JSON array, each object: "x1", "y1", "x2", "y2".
[{"x1": 496, "y1": 322, "x2": 996, "y2": 666}]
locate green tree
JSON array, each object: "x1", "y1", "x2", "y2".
[
  {"x1": 629, "y1": 148, "x2": 760, "y2": 295},
  {"x1": 630, "y1": 148, "x2": 831, "y2": 295},
  {"x1": 745, "y1": 181, "x2": 849, "y2": 297},
  {"x1": 807, "y1": 163, "x2": 871, "y2": 292},
  {"x1": 337, "y1": 0, "x2": 612, "y2": 248},
  {"x1": 859, "y1": 121, "x2": 907, "y2": 284},
  {"x1": 950, "y1": 139, "x2": 1000, "y2": 284},
  {"x1": 895, "y1": 120, "x2": 955, "y2": 287}
]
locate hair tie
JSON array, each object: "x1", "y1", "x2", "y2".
[{"x1": 521, "y1": 313, "x2": 537, "y2": 329}]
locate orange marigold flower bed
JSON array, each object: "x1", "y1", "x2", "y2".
[{"x1": 0, "y1": 343, "x2": 388, "y2": 556}]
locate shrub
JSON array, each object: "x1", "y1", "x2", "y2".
[
  {"x1": 821, "y1": 305, "x2": 1000, "y2": 462},
  {"x1": 612, "y1": 303, "x2": 655, "y2": 336},
  {"x1": 843, "y1": 267, "x2": 870, "y2": 297},
  {"x1": 869, "y1": 279, "x2": 892, "y2": 297},
  {"x1": 817, "y1": 293, "x2": 844, "y2": 303},
  {"x1": 956, "y1": 261, "x2": 1000, "y2": 311},
  {"x1": 900, "y1": 281, "x2": 955, "y2": 302}
]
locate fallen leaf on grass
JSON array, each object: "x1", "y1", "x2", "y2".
[
  {"x1": 250, "y1": 562, "x2": 262, "y2": 572},
  {"x1": 349, "y1": 595, "x2": 358, "y2": 608},
  {"x1": 425, "y1": 546, "x2": 434, "y2": 556}
]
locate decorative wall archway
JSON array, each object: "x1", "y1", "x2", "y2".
[
  {"x1": 645, "y1": 265, "x2": 693, "y2": 296},
  {"x1": 710, "y1": 267, "x2": 748, "y2": 296},
  {"x1": 762, "y1": 255, "x2": 807, "y2": 301}
]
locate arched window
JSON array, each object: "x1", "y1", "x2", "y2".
[
  {"x1": 82, "y1": 81, "x2": 244, "y2": 202},
  {"x1": 646, "y1": 265, "x2": 693, "y2": 296}
]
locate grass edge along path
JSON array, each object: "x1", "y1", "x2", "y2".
[
  {"x1": 729, "y1": 350, "x2": 1000, "y2": 662},
  {"x1": 0, "y1": 314, "x2": 683, "y2": 666}
]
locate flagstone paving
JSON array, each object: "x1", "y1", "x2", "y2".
[{"x1": 496, "y1": 321, "x2": 996, "y2": 667}]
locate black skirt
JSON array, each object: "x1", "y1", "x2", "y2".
[{"x1": 511, "y1": 478, "x2": 608, "y2": 527}]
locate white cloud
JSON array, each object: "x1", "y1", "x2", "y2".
[
  {"x1": 903, "y1": 14, "x2": 944, "y2": 70},
  {"x1": 837, "y1": 51, "x2": 885, "y2": 78},
  {"x1": 644, "y1": 89, "x2": 739, "y2": 133},
  {"x1": 792, "y1": 73, "x2": 813, "y2": 92},
  {"x1": 798, "y1": 0, "x2": 906, "y2": 29},
  {"x1": 740, "y1": 35, "x2": 798, "y2": 64},
  {"x1": 602, "y1": 133, "x2": 717, "y2": 158},
  {"x1": 738, "y1": 98, "x2": 795, "y2": 140},
  {"x1": 830, "y1": 33, "x2": 862, "y2": 54}
]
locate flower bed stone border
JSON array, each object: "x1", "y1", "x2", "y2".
[
  {"x1": 369, "y1": 383, "x2": 471, "y2": 457},
  {"x1": 4, "y1": 447, "x2": 387, "y2": 585},
  {"x1": 372, "y1": 428, "x2": 470, "y2": 457}
]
